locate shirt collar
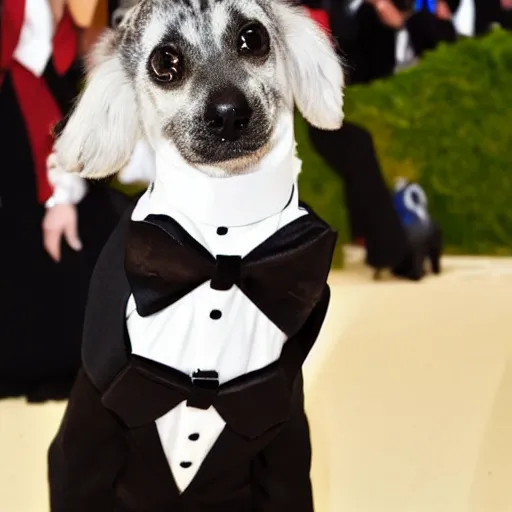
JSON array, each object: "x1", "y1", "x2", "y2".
[{"x1": 142, "y1": 114, "x2": 300, "y2": 228}]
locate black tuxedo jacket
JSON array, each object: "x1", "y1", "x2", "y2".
[{"x1": 48, "y1": 203, "x2": 336, "y2": 512}]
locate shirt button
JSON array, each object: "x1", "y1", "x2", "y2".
[
  {"x1": 189, "y1": 433, "x2": 200, "y2": 441},
  {"x1": 210, "y1": 310, "x2": 222, "y2": 320},
  {"x1": 180, "y1": 462, "x2": 193, "y2": 468},
  {"x1": 216, "y1": 226, "x2": 228, "y2": 235}
]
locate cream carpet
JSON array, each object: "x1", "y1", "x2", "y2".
[{"x1": 1, "y1": 253, "x2": 512, "y2": 512}]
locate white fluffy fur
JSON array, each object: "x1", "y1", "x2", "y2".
[
  {"x1": 55, "y1": 1, "x2": 343, "y2": 180},
  {"x1": 55, "y1": 32, "x2": 141, "y2": 178},
  {"x1": 275, "y1": 3, "x2": 344, "y2": 130}
]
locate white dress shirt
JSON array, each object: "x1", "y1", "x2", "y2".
[
  {"x1": 12, "y1": 2, "x2": 152, "y2": 206},
  {"x1": 126, "y1": 118, "x2": 304, "y2": 492},
  {"x1": 13, "y1": 0, "x2": 54, "y2": 78},
  {"x1": 453, "y1": 0, "x2": 476, "y2": 37},
  {"x1": 116, "y1": 139, "x2": 157, "y2": 185},
  {"x1": 10, "y1": 0, "x2": 85, "y2": 206},
  {"x1": 11, "y1": 0, "x2": 81, "y2": 207},
  {"x1": 348, "y1": 0, "x2": 364, "y2": 13},
  {"x1": 395, "y1": 28, "x2": 416, "y2": 70},
  {"x1": 47, "y1": 139, "x2": 155, "y2": 207}
]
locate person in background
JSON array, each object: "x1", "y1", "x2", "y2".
[
  {"x1": 43, "y1": 0, "x2": 153, "y2": 264},
  {"x1": 341, "y1": 0, "x2": 460, "y2": 84},
  {"x1": 476, "y1": 0, "x2": 512, "y2": 33},
  {"x1": 497, "y1": 0, "x2": 512, "y2": 30},
  {"x1": 0, "y1": 0, "x2": 150, "y2": 403},
  {"x1": 452, "y1": 0, "x2": 512, "y2": 36},
  {"x1": 301, "y1": 0, "x2": 415, "y2": 276}
]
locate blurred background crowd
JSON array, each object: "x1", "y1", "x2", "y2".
[
  {"x1": 300, "y1": 0, "x2": 511, "y2": 274},
  {"x1": 0, "y1": 0, "x2": 511, "y2": 403}
]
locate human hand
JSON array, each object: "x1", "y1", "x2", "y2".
[
  {"x1": 501, "y1": 0, "x2": 512, "y2": 10},
  {"x1": 436, "y1": 0, "x2": 452, "y2": 20},
  {"x1": 374, "y1": 0, "x2": 407, "y2": 29},
  {"x1": 42, "y1": 203, "x2": 82, "y2": 262}
]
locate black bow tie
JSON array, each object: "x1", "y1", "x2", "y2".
[
  {"x1": 102, "y1": 284, "x2": 331, "y2": 439},
  {"x1": 125, "y1": 207, "x2": 336, "y2": 337},
  {"x1": 102, "y1": 354, "x2": 291, "y2": 439}
]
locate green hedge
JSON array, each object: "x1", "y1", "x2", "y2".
[{"x1": 341, "y1": 28, "x2": 512, "y2": 256}]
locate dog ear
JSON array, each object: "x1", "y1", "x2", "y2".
[
  {"x1": 55, "y1": 31, "x2": 141, "y2": 179},
  {"x1": 274, "y1": 3, "x2": 344, "y2": 130}
]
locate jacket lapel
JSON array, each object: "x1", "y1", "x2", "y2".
[
  {"x1": 119, "y1": 424, "x2": 181, "y2": 507},
  {"x1": 183, "y1": 424, "x2": 283, "y2": 495},
  {"x1": 119, "y1": 421, "x2": 282, "y2": 504},
  {"x1": 83, "y1": 205, "x2": 135, "y2": 392},
  {"x1": 83, "y1": 205, "x2": 330, "y2": 498}
]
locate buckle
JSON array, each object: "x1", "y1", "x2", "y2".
[
  {"x1": 188, "y1": 370, "x2": 219, "y2": 410},
  {"x1": 191, "y1": 370, "x2": 219, "y2": 390}
]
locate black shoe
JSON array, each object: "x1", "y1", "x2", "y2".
[{"x1": 392, "y1": 250, "x2": 425, "y2": 281}]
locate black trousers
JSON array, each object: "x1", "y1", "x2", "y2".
[{"x1": 308, "y1": 122, "x2": 410, "y2": 269}]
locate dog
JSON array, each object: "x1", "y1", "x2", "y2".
[
  {"x1": 56, "y1": 0, "x2": 343, "y2": 180},
  {"x1": 111, "y1": 0, "x2": 143, "y2": 28},
  {"x1": 49, "y1": 1, "x2": 344, "y2": 511}
]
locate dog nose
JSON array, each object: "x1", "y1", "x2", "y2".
[{"x1": 204, "y1": 87, "x2": 253, "y2": 142}]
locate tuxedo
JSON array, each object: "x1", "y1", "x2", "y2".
[
  {"x1": 470, "y1": 0, "x2": 512, "y2": 35},
  {"x1": 48, "y1": 126, "x2": 336, "y2": 510}
]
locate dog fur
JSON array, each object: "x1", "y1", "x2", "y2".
[{"x1": 56, "y1": 0, "x2": 344, "y2": 180}]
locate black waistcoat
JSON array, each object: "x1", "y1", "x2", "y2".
[{"x1": 49, "y1": 202, "x2": 336, "y2": 512}]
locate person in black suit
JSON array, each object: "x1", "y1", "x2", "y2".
[
  {"x1": 471, "y1": 0, "x2": 511, "y2": 34},
  {"x1": 302, "y1": 1, "x2": 416, "y2": 274},
  {"x1": 339, "y1": 0, "x2": 460, "y2": 84},
  {"x1": 498, "y1": 0, "x2": 512, "y2": 30},
  {"x1": 449, "y1": 0, "x2": 511, "y2": 37}
]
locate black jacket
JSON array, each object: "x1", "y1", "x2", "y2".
[
  {"x1": 48, "y1": 203, "x2": 336, "y2": 511},
  {"x1": 331, "y1": 0, "x2": 459, "y2": 84}
]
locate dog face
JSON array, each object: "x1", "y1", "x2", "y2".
[
  {"x1": 57, "y1": 0, "x2": 344, "y2": 178},
  {"x1": 124, "y1": 0, "x2": 287, "y2": 167}
]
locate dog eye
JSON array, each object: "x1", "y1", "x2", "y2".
[
  {"x1": 237, "y1": 22, "x2": 270, "y2": 58},
  {"x1": 149, "y1": 44, "x2": 184, "y2": 84}
]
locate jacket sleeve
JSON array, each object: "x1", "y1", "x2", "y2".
[
  {"x1": 251, "y1": 286, "x2": 331, "y2": 512},
  {"x1": 48, "y1": 369, "x2": 128, "y2": 512}
]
